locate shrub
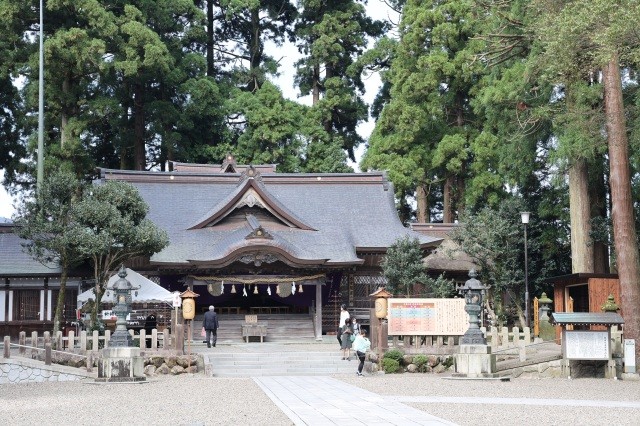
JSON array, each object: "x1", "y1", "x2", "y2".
[
  {"x1": 413, "y1": 354, "x2": 429, "y2": 372},
  {"x1": 383, "y1": 348, "x2": 404, "y2": 362},
  {"x1": 441, "y1": 356, "x2": 454, "y2": 369},
  {"x1": 381, "y1": 358, "x2": 401, "y2": 374}
]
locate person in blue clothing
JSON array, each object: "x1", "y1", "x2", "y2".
[{"x1": 352, "y1": 328, "x2": 371, "y2": 376}]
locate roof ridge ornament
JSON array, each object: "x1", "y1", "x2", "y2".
[
  {"x1": 245, "y1": 214, "x2": 273, "y2": 240},
  {"x1": 221, "y1": 154, "x2": 237, "y2": 173},
  {"x1": 239, "y1": 165, "x2": 262, "y2": 183}
]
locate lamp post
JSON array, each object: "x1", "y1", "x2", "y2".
[{"x1": 521, "y1": 211, "x2": 530, "y2": 329}]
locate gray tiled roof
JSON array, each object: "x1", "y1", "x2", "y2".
[
  {"x1": 0, "y1": 228, "x2": 62, "y2": 276},
  {"x1": 100, "y1": 169, "x2": 442, "y2": 267},
  {"x1": 551, "y1": 312, "x2": 624, "y2": 326}
]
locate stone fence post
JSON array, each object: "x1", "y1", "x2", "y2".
[
  {"x1": 3, "y1": 336, "x2": 9, "y2": 358},
  {"x1": 31, "y1": 331, "x2": 38, "y2": 358},
  {"x1": 19, "y1": 331, "x2": 26, "y2": 355},
  {"x1": 45, "y1": 342, "x2": 52, "y2": 365}
]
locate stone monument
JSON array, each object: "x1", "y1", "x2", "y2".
[{"x1": 97, "y1": 266, "x2": 146, "y2": 382}]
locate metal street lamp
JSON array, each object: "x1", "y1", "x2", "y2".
[{"x1": 521, "y1": 211, "x2": 530, "y2": 329}]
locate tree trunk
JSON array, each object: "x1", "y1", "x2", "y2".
[
  {"x1": 603, "y1": 55, "x2": 640, "y2": 364},
  {"x1": 206, "y1": 0, "x2": 215, "y2": 77},
  {"x1": 569, "y1": 158, "x2": 594, "y2": 273},
  {"x1": 134, "y1": 82, "x2": 145, "y2": 171},
  {"x1": 61, "y1": 76, "x2": 70, "y2": 148},
  {"x1": 590, "y1": 158, "x2": 610, "y2": 273},
  {"x1": 52, "y1": 265, "x2": 68, "y2": 349},
  {"x1": 312, "y1": 64, "x2": 320, "y2": 106},
  {"x1": 443, "y1": 175, "x2": 454, "y2": 223},
  {"x1": 248, "y1": 8, "x2": 262, "y2": 92},
  {"x1": 416, "y1": 184, "x2": 429, "y2": 222}
]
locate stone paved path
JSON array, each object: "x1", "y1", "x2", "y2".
[{"x1": 253, "y1": 376, "x2": 457, "y2": 426}]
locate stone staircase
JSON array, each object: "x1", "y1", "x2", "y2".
[
  {"x1": 195, "y1": 313, "x2": 316, "y2": 344},
  {"x1": 494, "y1": 341, "x2": 563, "y2": 377},
  {"x1": 203, "y1": 351, "x2": 358, "y2": 377}
]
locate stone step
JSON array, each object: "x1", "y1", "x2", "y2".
[{"x1": 203, "y1": 350, "x2": 358, "y2": 377}]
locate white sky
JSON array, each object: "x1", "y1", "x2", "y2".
[{"x1": 0, "y1": 1, "x2": 399, "y2": 220}]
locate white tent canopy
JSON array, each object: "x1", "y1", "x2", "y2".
[{"x1": 77, "y1": 268, "x2": 174, "y2": 305}]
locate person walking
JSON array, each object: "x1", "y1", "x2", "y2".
[
  {"x1": 353, "y1": 328, "x2": 371, "y2": 376},
  {"x1": 202, "y1": 305, "x2": 219, "y2": 348},
  {"x1": 338, "y1": 304, "x2": 350, "y2": 347},
  {"x1": 340, "y1": 317, "x2": 354, "y2": 360}
]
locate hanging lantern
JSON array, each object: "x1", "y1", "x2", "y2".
[
  {"x1": 298, "y1": 284, "x2": 303, "y2": 293},
  {"x1": 180, "y1": 289, "x2": 200, "y2": 320},
  {"x1": 231, "y1": 284, "x2": 236, "y2": 294},
  {"x1": 253, "y1": 284, "x2": 258, "y2": 295},
  {"x1": 267, "y1": 285, "x2": 272, "y2": 295}
]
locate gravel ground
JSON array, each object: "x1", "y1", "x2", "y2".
[
  {"x1": 3, "y1": 373, "x2": 638, "y2": 426},
  {"x1": 339, "y1": 374, "x2": 640, "y2": 426},
  {"x1": 0, "y1": 375, "x2": 292, "y2": 426}
]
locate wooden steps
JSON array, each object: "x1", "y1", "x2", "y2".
[{"x1": 193, "y1": 314, "x2": 316, "y2": 343}]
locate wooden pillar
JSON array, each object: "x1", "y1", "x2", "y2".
[{"x1": 315, "y1": 282, "x2": 322, "y2": 341}]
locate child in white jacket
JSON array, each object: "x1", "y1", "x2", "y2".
[{"x1": 353, "y1": 329, "x2": 371, "y2": 376}]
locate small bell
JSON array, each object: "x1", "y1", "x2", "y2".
[
  {"x1": 253, "y1": 284, "x2": 258, "y2": 295},
  {"x1": 231, "y1": 284, "x2": 236, "y2": 294}
]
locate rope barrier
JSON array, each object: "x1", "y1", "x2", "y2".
[{"x1": 190, "y1": 273, "x2": 326, "y2": 285}]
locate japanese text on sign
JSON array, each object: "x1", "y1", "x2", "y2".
[{"x1": 387, "y1": 298, "x2": 467, "y2": 335}]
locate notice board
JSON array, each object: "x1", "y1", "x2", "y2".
[
  {"x1": 563, "y1": 330, "x2": 610, "y2": 360},
  {"x1": 387, "y1": 298, "x2": 467, "y2": 336}
]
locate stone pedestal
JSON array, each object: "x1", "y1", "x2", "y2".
[
  {"x1": 96, "y1": 347, "x2": 146, "y2": 382},
  {"x1": 454, "y1": 344, "x2": 496, "y2": 378}
]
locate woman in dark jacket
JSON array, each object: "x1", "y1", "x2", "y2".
[{"x1": 340, "y1": 317, "x2": 354, "y2": 360}]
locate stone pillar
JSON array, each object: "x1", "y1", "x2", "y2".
[
  {"x1": 3, "y1": 336, "x2": 9, "y2": 358},
  {"x1": 96, "y1": 346, "x2": 145, "y2": 382},
  {"x1": 455, "y1": 344, "x2": 495, "y2": 377}
]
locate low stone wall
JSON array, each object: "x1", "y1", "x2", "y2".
[
  {"x1": 366, "y1": 352, "x2": 455, "y2": 374},
  {"x1": 142, "y1": 354, "x2": 202, "y2": 376},
  {"x1": 0, "y1": 359, "x2": 91, "y2": 384}
]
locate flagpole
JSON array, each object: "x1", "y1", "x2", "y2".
[{"x1": 37, "y1": 0, "x2": 44, "y2": 197}]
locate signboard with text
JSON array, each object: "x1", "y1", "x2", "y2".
[
  {"x1": 387, "y1": 298, "x2": 467, "y2": 336},
  {"x1": 563, "y1": 330, "x2": 610, "y2": 360}
]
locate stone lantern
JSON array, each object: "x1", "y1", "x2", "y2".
[
  {"x1": 108, "y1": 265, "x2": 140, "y2": 347},
  {"x1": 538, "y1": 292, "x2": 555, "y2": 341},
  {"x1": 459, "y1": 270, "x2": 487, "y2": 345},
  {"x1": 454, "y1": 270, "x2": 495, "y2": 378},
  {"x1": 97, "y1": 265, "x2": 145, "y2": 382}
]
